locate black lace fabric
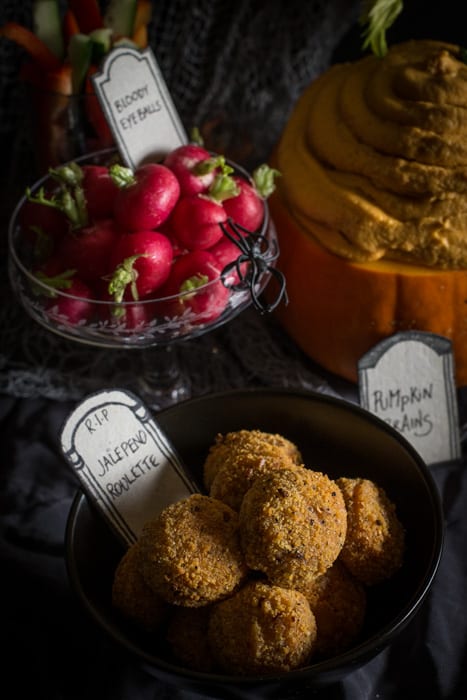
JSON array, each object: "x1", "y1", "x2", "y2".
[
  {"x1": 0, "y1": 0, "x2": 359, "y2": 404},
  {"x1": 150, "y1": 0, "x2": 358, "y2": 167}
]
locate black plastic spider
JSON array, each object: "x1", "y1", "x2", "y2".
[{"x1": 219, "y1": 217, "x2": 288, "y2": 314}]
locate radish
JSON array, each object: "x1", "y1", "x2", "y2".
[
  {"x1": 19, "y1": 196, "x2": 68, "y2": 262},
  {"x1": 169, "y1": 169, "x2": 239, "y2": 250},
  {"x1": 169, "y1": 195, "x2": 228, "y2": 250},
  {"x1": 209, "y1": 236, "x2": 248, "y2": 285},
  {"x1": 49, "y1": 277, "x2": 94, "y2": 324},
  {"x1": 108, "y1": 230, "x2": 174, "y2": 301},
  {"x1": 110, "y1": 163, "x2": 180, "y2": 232},
  {"x1": 34, "y1": 268, "x2": 94, "y2": 325},
  {"x1": 99, "y1": 290, "x2": 151, "y2": 331},
  {"x1": 160, "y1": 249, "x2": 229, "y2": 323},
  {"x1": 81, "y1": 164, "x2": 119, "y2": 220},
  {"x1": 223, "y1": 164, "x2": 280, "y2": 232},
  {"x1": 164, "y1": 144, "x2": 225, "y2": 196},
  {"x1": 26, "y1": 174, "x2": 88, "y2": 230},
  {"x1": 20, "y1": 196, "x2": 68, "y2": 241},
  {"x1": 56, "y1": 218, "x2": 119, "y2": 283}
]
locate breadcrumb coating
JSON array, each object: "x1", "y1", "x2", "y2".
[
  {"x1": 239, "y1": 466, "x2": 347, "y2": 590},
  {"x1": 336, "y1": 477, "x2": 405, "y2": 586},
  {"x1": 110, "y1": 429, "x2": 410, "y2": 675},
  {"x1": 208, "y1": 581, "x2": 317, "y2": 674},
  {"x1": 138, "y1": 494, "x2": 248, "y2": 606},
  {"x1": 301, "y1": 560, "x2": 366, "y2": 655},
  {"x1": 111, "y1": 542, "x2": 168, "y2": 632},
  {"x1": 167, "y1": 606, "x2": 215, "y2": 672},
  {"x1": 203, "y1": 429, "x2": 302, "y2": 502}
]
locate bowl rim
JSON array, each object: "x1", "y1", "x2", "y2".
[{"x1": 65, "y1": 386, "x2": 445, "y2": 687}]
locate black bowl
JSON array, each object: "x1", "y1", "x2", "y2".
[{"x1": 65, "y1": 387, "x2": 443, "y2": 699}]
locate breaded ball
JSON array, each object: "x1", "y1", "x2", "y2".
[
  {"x1": 239, "y1": 466, "x2": 347, "y2": 590},
  {"x1": 206, "y1": 430, "x2": 303, "y2": 511},
  {"x1": 112, "y1": 542, "x2": 168, "y2": 632},
  {"x1": 167, "y1": 606, "x2": 215, "y2": 672},
  {"x1": 138, "y1": 494, "x2": 248, "y2": 607},
  {"x1": 208, "y1": 581, "x2": 317, "y2": 674},
  {"x1": 203, "y1": 429, "x2": 302, "y2": 491},
  {"x1": 336, "y1": 477, "x2": 405, "y2": 586},
  {"x1": 301, "y1": 561, "x2": 367, "y2": 656}
]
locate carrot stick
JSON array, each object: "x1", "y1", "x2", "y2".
[
  {"x1": 132, "y1": 1, "x2": 151, "y2": 47},
  {"x1": 43, "y1": 63, "x2": 74, "y2": 95},
  {"x1": 68, "y1": 0, "x2": 103, "y2": 34},
  {"x1": 132, "y1": 23, "x2": 148, "y2": 48},
  {"x1": 134, "y1": 0, "x2": 152, "y2": 31},
  {"x1": 0, "y1": 21, "x2": 61, "y2": 71}
]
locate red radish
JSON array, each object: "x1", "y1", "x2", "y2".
[
  {"x1": 19, "y1": 197, "x2": 68, "y2": 242},
  {"x1": 56, "y1": 218, "x2": 119, "y2": 283},
  {"x1": 160, "y1": 249, "x2": 229, "y2": 323},
  {"x1": 49, "y1": 277, "x2": 94, "y2": 324},
  {"x1": 19, "y1": 199, "x2": 67, "y2": 263},
  {"x1": 34, "y1": 255, "x2": 74, "y2": 279},
  {"x1": 108, "y1": 230, "x2": 174, "y2": 301},
  {"x1": 23, "y1": 175, "x2": 87, "y2": 234},
  {"x1": 34, "y1": 269, "x2": 94, "y2": 325},
  {"x1": 109, "y1": 302, "x2": 149, "y2": 330},
  {"x1": 223, "y1": 177, "x2": 264, "y2": 232},
  {"x1": 168, "y1": 165, "x2": 241, "y2": 250},
  {"x1": 99, "y1": 289, "x2": 150, "y2": 330},
  {"x1": 110, "y1": 163, "x2": 180, "y2": 232},
  {"x1": 169, "y1": 195, "x2": 228, "y2": 250},
  {"x1": 158, "y1": 218, "x2": 187, "y2": 257},
  {"x1": 47, "y1": 161, "x2": 90, "y2": 228},
  {"x1": 209, "y1": 236, "x2": 248, "y2": 285},
  {"x1": 164, "y1": 144, "x2": 224, "y2": 196},
  {"x1": 81, "y1": 164, "x2": 119, "y2": 220},
  {"x1": 223, "y1": 164, "x2": 280, "y2": 232}
]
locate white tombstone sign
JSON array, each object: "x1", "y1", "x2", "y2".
[
  {"x1": 60, "y1": 389, "x2": 198, "y2": 545},
  {"x1": 358, "y1": 331, "x2": 461, "y2": 465},
  {"x1": 92, "y1": 46, "x2": 188, "y2": 169}
]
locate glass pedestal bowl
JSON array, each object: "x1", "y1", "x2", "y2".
[{"x1": 8, "y1": 149, "x2": 284, "y2": 408}]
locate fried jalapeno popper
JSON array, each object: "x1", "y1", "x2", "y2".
[
  {"x1": 110, "y1": 429, "x2": 405, "y2": 676},
  {"x1": 239, "y1": 465, "x2": 347, "y2": 589},
  {"x1": 138, "y1": 493, "x2": 248, "y2": 607}
]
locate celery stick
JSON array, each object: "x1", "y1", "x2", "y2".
[
  {"x1": 32, "y1": 0, "x2": 64, "y2": 60},
  {"x1": 69, "y1": 34, "x2": 93, "y2": 94},
  {"x1": 89, "y1": 28, "x2": 113, "y2": 63},
  {"x1": 104, "y1": 0, "x2": 138, "y2": 38}
]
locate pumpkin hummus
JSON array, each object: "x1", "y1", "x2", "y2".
[{"x1": 270, "y1": 39, "x2": 467, "y2": 385}]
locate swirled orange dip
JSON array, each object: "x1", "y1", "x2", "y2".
[{"x1": 270, "y1": 40, "x2": 467, "y2": 385}]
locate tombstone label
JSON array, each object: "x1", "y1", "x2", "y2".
[
  {"x1": 358, "y1": 331, "x2": 461, "y2": 465},
  {"x1": 92, "y1": 46, "x2": 188, "y2": 169},
  {"x1": 60, "y1": 389, "x2": 198, "y2": 545}
]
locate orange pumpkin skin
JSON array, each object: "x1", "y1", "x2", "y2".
[{"x1": 269, "y1": 188, "x2": 467, "y2": 387}]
